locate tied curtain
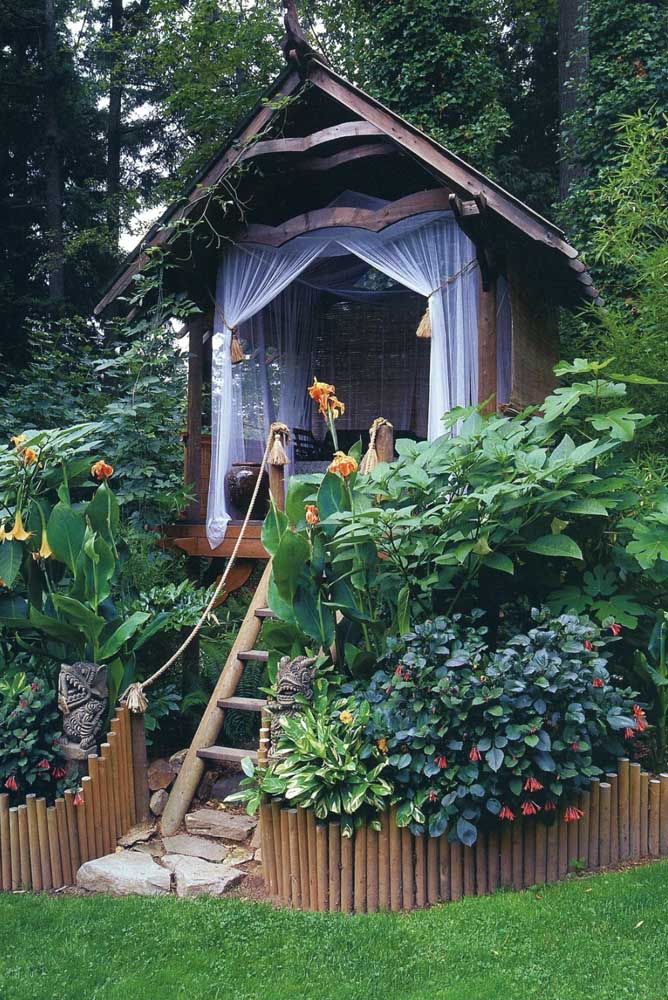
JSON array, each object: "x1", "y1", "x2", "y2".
[{"x1": 207, "y1": 206, "x2": 480, "y2": 548}]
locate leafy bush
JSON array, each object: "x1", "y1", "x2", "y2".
[
  {"x1": 0, "y1": 673, "x2": 68, "y2": 804},
  {"x1": 356, "y1": 611, "x2": 641, "y2": 844}
]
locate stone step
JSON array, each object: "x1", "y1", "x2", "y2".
[
  {"x1": 217, "y1": 696, "x2": 268, "y2": 713},
  {"x1": 197, "y1": 746, "x2": 258, "y2": 765},
  {"x1": 237, "y1": 649, "x2": 269, "y2": 663}
]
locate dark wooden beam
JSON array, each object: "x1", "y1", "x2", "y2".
[
  {"x1": 296, "y1": 142, "x2": 394, "y2": 172},
  {"x1": 238, "y1": 121, "x2": 383, "y2": 161},
  {"x1": 241, "y1": 188, "x2": 451, "y2": 247},
  {"x1": 184, "y1": 312, "x2": 209, "y2": 521},
  {"x1": 477, "y1": 275, "x2": 497, "y2": 413}
]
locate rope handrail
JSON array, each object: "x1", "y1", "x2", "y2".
[{"x1": 120, "y1": 421, "x2": 289, "y2": 713}]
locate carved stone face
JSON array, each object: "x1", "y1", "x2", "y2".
[
  {"x1": 275, "y1": 655, "x2": 317, "y2": 708},
  {"x1": 58, "y1": 662, "x2": 108, "y2": 714}
]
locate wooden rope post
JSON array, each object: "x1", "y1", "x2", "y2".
[{"x1": 375, "y1": 420, "x2": 394, "y2": 463}]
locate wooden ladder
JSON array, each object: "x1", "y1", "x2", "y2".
[{"x1": 161, "y1": 561, "x2": 274, "y2": 836}]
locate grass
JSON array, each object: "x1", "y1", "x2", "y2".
[{"x1": 1, "y1": 862, "x2": 667, "y2": 1000}]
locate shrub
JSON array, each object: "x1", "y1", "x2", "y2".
[
  {"x1": 0, "y1": 673, "x2": 68, "y2": 804},
  {"x1": 356, "y1": 610, "x2": 641, "y2": 844}
]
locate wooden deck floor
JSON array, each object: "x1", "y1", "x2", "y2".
[{"x1": 163, "y1": 520, "x2": 268, "y2": 559}]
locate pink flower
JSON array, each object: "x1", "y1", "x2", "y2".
[
  {"x1": 624, "y1": 727, "x2": 635, "y2": 740},
  {"x1": 395, "y1": 665, "x2": 403, "y2": 676},
  {"x1": 521, "y1": 800, "x2": 540, "y2": 816},
  {"x1": 4, "y1": 775, "x2": 17, "y2": 792},
  {"x1": 469, "y1": 746, "x2": 482, "y2": 762},
  {"x1": 73, "y1": 790, "x2": 84, "y2": 806},
  {"x1": 499, "y1": 805, "x2": 515, "y2": 821},
  {"x1": 52, "y1": 766, "x2": 66, "y2": 780},
  {"x1": 584, "y1": 640, "x2": 594, "y2": 651},
  {"x1": 564, "y1": 805, "x2": 584, "y2": 822},
  {"x1": 36, "y1": 759, "x2": 50, "y2": 770},
  {"x1": 524, "y1": 776, "x2": 543, "y2": 792},
  {"x1": 434, "y1": 754, "x2": 448, "y2": 769},
  {"x1": 610, "y1": 623, "x2": 622, "y2": 636}
]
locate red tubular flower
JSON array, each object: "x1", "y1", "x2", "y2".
[
  {"x1": 428, "y1": 789, "x2": 438, "y2": 803},
  {"x1": 4, "y1": 775, "x2": 17, "y2": 792},
  {"x1": 73, "y1": 790, "x2": 84, "y2": 806},
  {"x1": 584, "y1": 640, "x2": 594, "y2": 651},
  {"x1": 395, "y1": 665, "x2": 403, "y2": 676},
  {"x1": 564, "y1": 805, "x2": 584, "y2": 822},
  {"x1": 571, "y1": 742, "x2": 579, "y2": 752},
  {"x1": 469, "y1": 746, "x2": 482, "y2": 762},
  {"x1": 624, "y1": 727, "x2": 635, "y2": 740},
  {"x1": 499, "y1": 805, "x2": 515, "y2": 821},
  {"x1": 543, "y1": 799, "x2": 556, "y2": 812},
  {"x1": 434, "y1": 754, "x2": 448, "y2": 769},
  {"x1": 610, "y1": 623, "x2": 622, "y2": 636},
  {"x1": 592, "y1": 677, "x2": 604, "y2": 688},
  {"x1": 524, "y1": 776, "x2": 543, "y2": 792},
  {"x1": 36, "y1": 759, "x2": 50, "y2": 770},
  {"x1": 521, "y1": 800, "x2": 540, "y2": 816},
  {"x1": 51, "y1": 766, "x2": 66, "y2": 780}
]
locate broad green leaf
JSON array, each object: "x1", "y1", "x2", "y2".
[
  {"x1": 97, "y1": 611, "x2": 151, "y2": 660},
  {"x1": 46, "y1": 503, "x2": 85, "y2": 572},
  {"x1": 317, "y1": 472, "x2": 348, "y2": 521},
  {"x1": 0, "y1": 540, "x2": 22, "y2": 588},
  {"x1": 526, "y1": 534, "x2": 583, "y2": 560},
  {"x1": 86, "y1": 482, "x2": 120, "y2": 543},
  {"x1": 273, "y1": 531, "x2": 310, "y2": 603},
  {"x1": 261, "y1": 503, "x2": 289, "y2": 557},
  {"x1": 482, "y1": 552, "x2": 514, "y2": 575},
  {"x1": 285, "y1": 475, "x2": 320, "y2": 527},
  {"x1": 51, "y1": 595, "x2": 105, "y2": 647},
  {"x1": 397, "y1": 584, "x2": 410, "y2": 635}
]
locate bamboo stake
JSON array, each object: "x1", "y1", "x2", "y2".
[
  {"x1": 75, "y1": 787, "x2": 90, "y2": 865},
  {"x1": 649, "y1": 779, "x2": 661, "y2": 857},
  {"x1": 557, "y1": 813, "x2": 569, "y2": 878},
  {"x1": 606, "y1": 772, "x2": 619, "y2": 865},
  {"x1": 9, "y1": 808, "x2": 20, "y2": 891},
  {"x1": 366, "y1": 826, "x2": 379, "y2": 912},
  {"x1": 629, "y1": 763, "x2": 641, "y2": 860},
  {"x1": 64, "y1": 790, "x2": 81, "y2": 874},
  {"x1": 598, "y1": 782, "x2": 611, "y2": 867},
  {"x1": 98, "y1": 757, "x2": 112, "y2": 856},
  {"x1": 328, "y1": 821, "x2": 341, "y2": 912},
  {"x1": 567, "y1": 812, "x2": 578, "y2": 874},
  {"x1": 316, "y1": 822, "x2": 329, "y2": 912},
  {"x1": 388, "y1": 807, "x2": 401, "y2": 912},
  {"x1": 121, "y1": 708, "x2": 137, "y2": 826},
  {"x1": 487, "y1": 829, "x2": 499, "y2": 892},
  {"x1": 499, "y1": 824, "x2": 512, "y2": 887},
  {"x1": 55, "y1": 799, "x2": 72, "y2": 886},
  {"x1": 87, "y1": 759, "x2": 104, "y2": 858},
  {"x1": 462, "y1": 845, "x2": 475, "y2": 897},
  {"x1": 259, "y1": 801, "x2": 273, "y2": 895},
  {"x1": 546, "y1": 821, "x2": 558, "y2": 882},
  {"x1": 130, "y1": 712, "x2": 150, "y2": 824},
  {"x1": 618, "y1": 758, "x2": 630, "y2": 860},
  {"x1": 475, "y1": 836, "x2": 488, "y2": 895},
  {"x1": 660, "y1": 773, "x2": 668, "y2": 855},
  {"x1": 36, "y1": 798, "x2": 52, "y2": 890},
  {"x1": 450, "y1": 841, "x2": 463, "y2": 901},
  {"x1": 523, "y1": 824, "x2": 535, "y2": 888},
  {"x1": 296, "y1": 807, "x2": 309, "y2": 909},
  {"x1": 588, "y1": 779, "x2": 600, "y2": 868},
  {"x1": 0, "y1": 794, "x2": 10, "y2": 891},
  {"x1": 18, "y1": 804, "x2": 31, "y2": 890},
  {"x1": 400, "y1": 827, "x2": 414, "y2": 910},
  {"x1": 307, "y1": 810, "x2": 318, "y2": 911},
  {"x1": 578, "y1": 791, "x2": 590, "y2": 869},
  {"x1": 25, "y1": 796, "x2": 42, "y2": 891},
  {"x1": 377, "y1": 810, "x2": 390, "y2": 910},
  {"x1": 287, "y1": 809, "x2": 301, "y2": 909},
  {"x1": 341, "y1": 829, "x2": 354, "y2": 913},
  {"x1": 414, "y1": 834, "x2": 426, "y2": 908},
  {"x1": 354, "y1": 825, "x2": 367, "y2": 913},
  {"x1": 280, "y1": 808, "x2": 291, "y2": 905},
  {"x1": 511, "y1": 819, "x2": 523, "y2": 889},
  {"x1": 47, "y1": 808, "x2": 63, "y2": 889},
  {"x1": 426, "y1": 834, "x2": 439, "y2": 904},
  {"x1": 535, "y1": 822, "x2": 547, "y2": 884},
  {"x1": 111, "y1": 717, "x2": 130, "y2": 833},
  {"x1": 438, "y1": 833, "x2": 450, "y2": 901},
  {"x1": 100, "y1": 743, "x2": 117, "y2": 847},
  {"x1": 640, "y1": 772, "x2": 649, "y2": 857},
  {"x1": 270, "y1": 800, "x2": 282, "y2": 900},
  {"x1": 107, "y1": 734, "x2": 122, "y2": 841}
]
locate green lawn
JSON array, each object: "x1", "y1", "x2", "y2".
[{"x1": 1, "y1": 863, "x2": 667, "y2": 1000}]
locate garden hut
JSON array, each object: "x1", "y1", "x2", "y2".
[{"x1": 95, "y1": 3, "x2": 599, "y2": 567}]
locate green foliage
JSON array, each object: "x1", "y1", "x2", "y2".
[
  {"x1": 358, "y1": 611, "x2": 639, "y2": 843},
  {"x1": 631, "y1": 611, "x2": 668, "y2": 769},
  {"x1": 0, "y1": 673, "x2": 67, "y2": 804}
]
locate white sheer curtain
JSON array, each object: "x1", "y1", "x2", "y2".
[
  {"x1": 207, "y1": 242, "x2": 322, "y2": 546},
  {"x1": 339, "y1": 218, "x2": 479, "y2": 440}
]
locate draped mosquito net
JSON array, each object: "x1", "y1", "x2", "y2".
[{"x1": 207, "y1": 192, "x2": 508, "y2": 547}]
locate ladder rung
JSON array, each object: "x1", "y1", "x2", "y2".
[
  {"x1": 217, "y1": 696, "x2": 268, "y2": 713},
  {"x1": 237, "y1": 649, "x2": 268, "y2": 663},
  {"x1": 197, "y1": 746, "x2": 258, "y2": 765},
  {"x1": 255, "y1": 608, "x2": 276, "y2": 619}
]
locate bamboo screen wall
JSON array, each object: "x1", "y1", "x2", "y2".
[
  {"x1": 260, "y1": 758, "x2": 668, "y2": 912},
  {"x1": 0, "y1": 706, "x2": 140, "y2": 892}
]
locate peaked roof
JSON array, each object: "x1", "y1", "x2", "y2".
[{"x1": 95, "y1": 57, "x2": 598, "y2": 316}]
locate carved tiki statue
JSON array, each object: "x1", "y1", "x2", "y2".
[
  {"x1": 58, "y1": 662, "x2": 108, "y2": 754},
  {"x1": 267, "y1": 654, "x2": 317, "y2": 753}
]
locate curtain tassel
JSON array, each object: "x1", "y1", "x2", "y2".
[
  {"x1": 360, "y1": 416, "x2": 388, "y2": 475},
  {"x1": 416, "y1": 305, "x2": 431, "y2": 339},
  {"x1": 230, "y1": 329, "x2": 245, "y2": 364},
  {"x1": 268, "y1": 422, "x2": 291, "y2": 466}
]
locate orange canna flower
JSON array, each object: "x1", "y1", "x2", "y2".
[
  {"x1": 305, "y1": 504, "x2": 319, "y2": 525},
  {"x1": 328, "y1": 395, "x2": 345, "y2": 420},
  {"x1": 328, "y1": 451, "x2": 358, "y2": 479},
  {"x1": 91, "y1": 460, "x2": 114, "y2": 481},
  {"x1": 22, "y1": 447, "x2": 38, "y2": 465},
  {"x1": 308, "y1": 378, "x2": 336, "y2": 416},
  {"x1": 8, "y1": 511, "x2": 31, "y2": 541}
]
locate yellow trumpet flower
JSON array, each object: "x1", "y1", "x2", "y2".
[
  {"x1": 10, "y1": 434, "x2": 25, "y2": 448},
  {"x1": 38, "y1": 531, "x2": 53, "y2": 559},
  {"x1": 0, "y1": 524, "x2": 9, "y2": 542},
  {"x1": 8, "y1": 512, "x2": 32, "y2": 541}
]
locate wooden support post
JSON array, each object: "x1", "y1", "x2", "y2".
[
  {"x1": 296, "y1": 807, "x2": 309, "y2": 909},
  {"x1": 618, "y1": 758, "x2": 630, "y2": 860},
  {"x1": 280, "y1": 809, "x2": 291, "y2": 905},
  {"x1": 477, "y1": 276, "x2": 497, "y2": 411},
  {"x1": 0, "y1": 794, "x2": 10, "y2": 891},
  {"x1": 475, "y1": 836, "x2": 488, "y2": 896},
  {"x1": 511, "y1": 820, "x2": 523, "y2": 889},
  {"x1": 307, "y1": 809, "x2": 318, "y2": 910},
  {"x1": 36, "y1": 798, "x2": 52, "y2": 890},
  {"x1": 414, "y1": 834, "x2": 426, "y2": 908},
  {"x1": 268, "y1": 464, "x2": 286, "y2": 513},
  {"x1": 271, "y1": 800, "x2": 283, "y2": 899},
  {"x1": 9, "y1": 808, "x2": 20, "y2": 891},
  {"x1": 340, "y1": 831, "x2": 354, "y2": 913},
  {"x1": 558, "y1": 813, "x2": 569, "y2": 878},
  {"x1": 47, "y1": 807, "x2": 63, "y2": 890},
  {"x1": 315, "y1": 822, "x2": 329, "y2": 912},
  {"x1": 378, "y1": 810, "x2": 390, "y2": 910},
  {"x1": 82, "y1": 775, "x2": 97, "y2": 860},
  {"x1": 74, "y1": 788, "x2": 88, "y2": 866},
  {"x1": 599, "y1": 782, "x2": 611, "y2": 867},
  {"x1": 606, "y1": 772, "x2": 619, "y2": 865},
  {"x1": 375, "y1": 420, "x2": 394, "y2": 463},
  {"x1": 649, "y1": 779, "x2": 661, "y2": 856},
  {"x1": 499, "y1": 825, "x2": 512, "y2": 887},
  {"x1": 287, "y1": 809, "x2": 301, "y2": 909},
  {"x1": 354, "y1": 825, "x2": 367, "y2": 913},
  {"x1": 111, "y1": 716, "x2": 129, "y2": 833},
  {"x1": 401, "y1": 827, "x2": 414, "y2": 910},
  {"x1": 328, "y1": 821, "x2": 341, "y2": 912},
  {"x1": 87, "y1": 758, "x2": 104, "y2": 858},
  {"x1": 261, "y1": 801, "x2": 277, "y2": 896},
  {"x1": 487, "y1": 829, "x2": 500, "y2": 892},
  {"x1": 55, "y1": 799, "x2": 72, "y2": 886},
  {"x1": 107, "y1": 732, "x2": 122, "y2": 840},
  {"x1": 567, "y1": 812, "x2": 578, "y2": 873},
  {"x1": 463, "y1": 845, "x2": 476, "y2": 897},
  {"x1": 535, "y1": 822, "x2": 547, "y2": 884},
  {"x1": 18, "y1": 804, "x2": 31, "y2": 890},
  {"x1": 588, "y1": 779, "x2": 600, "y2": 868},
  {"x1": 129, "y1": 712, "x2": 150, "y2": 826},
  {"x1": 523, "y1": 823, "x2": 536, "y2": 888},
  {"x1": 98, "y1": 757, "x2": 112, "y2": 856},
  {"x1": 185, "y1": 313, "x2": 207, "y2": 521},
  {"x1": 438, "y1": 833, "x2": 450, "y2": 901},
  {"x1": 388, "y1": 806, "x2": 401, "y2": 912},
  {"x1": 629, "y1": 763, "x2": 641, "y2": 860},
  {"x1": 366, "y1": 826, "x2": 379, "y2": 912},
  {"x1": 449, "y1": 841, "x2": 463, "y2": 901},
  {"x1": 578, "y1": 791, "x2": 589, "y2": 869},
  {"x1": 640, "y1": 772, "x2": 649, "y2": 857},
  {"x1": 426, "y1": 835, "x2": 439, "y2": 904},
  {"x1": 546, "y1": 821, "x2": 559, "y2": 882}
]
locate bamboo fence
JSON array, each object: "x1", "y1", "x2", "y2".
[
  {"x1": 260, "y1": 757, "x2": 668, "y2": 912},
  {"x1": 0, "y1": 706, "x2": 144, "y2": 892}
]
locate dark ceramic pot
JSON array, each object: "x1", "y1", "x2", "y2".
[{"x1": 225, "y1": 462, "x2": 270, "y2": 519}]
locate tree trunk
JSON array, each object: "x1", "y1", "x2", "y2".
[
  {"x1": 558, "y1": 0, "x2": 589, "y2": 199},
  {"x1": 44, "y1": 0, "x2": 65, "y2": 302},
  {"x1": 106, "y1": 0, "x2": 123, "y2": 247}
]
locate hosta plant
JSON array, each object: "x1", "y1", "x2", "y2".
[
  {"x1": 357, "y1": 610, "x2": 642, "y2": 844},
  {"x1": 228, "y1": 683, "x2": 393, "y2": 836}
]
